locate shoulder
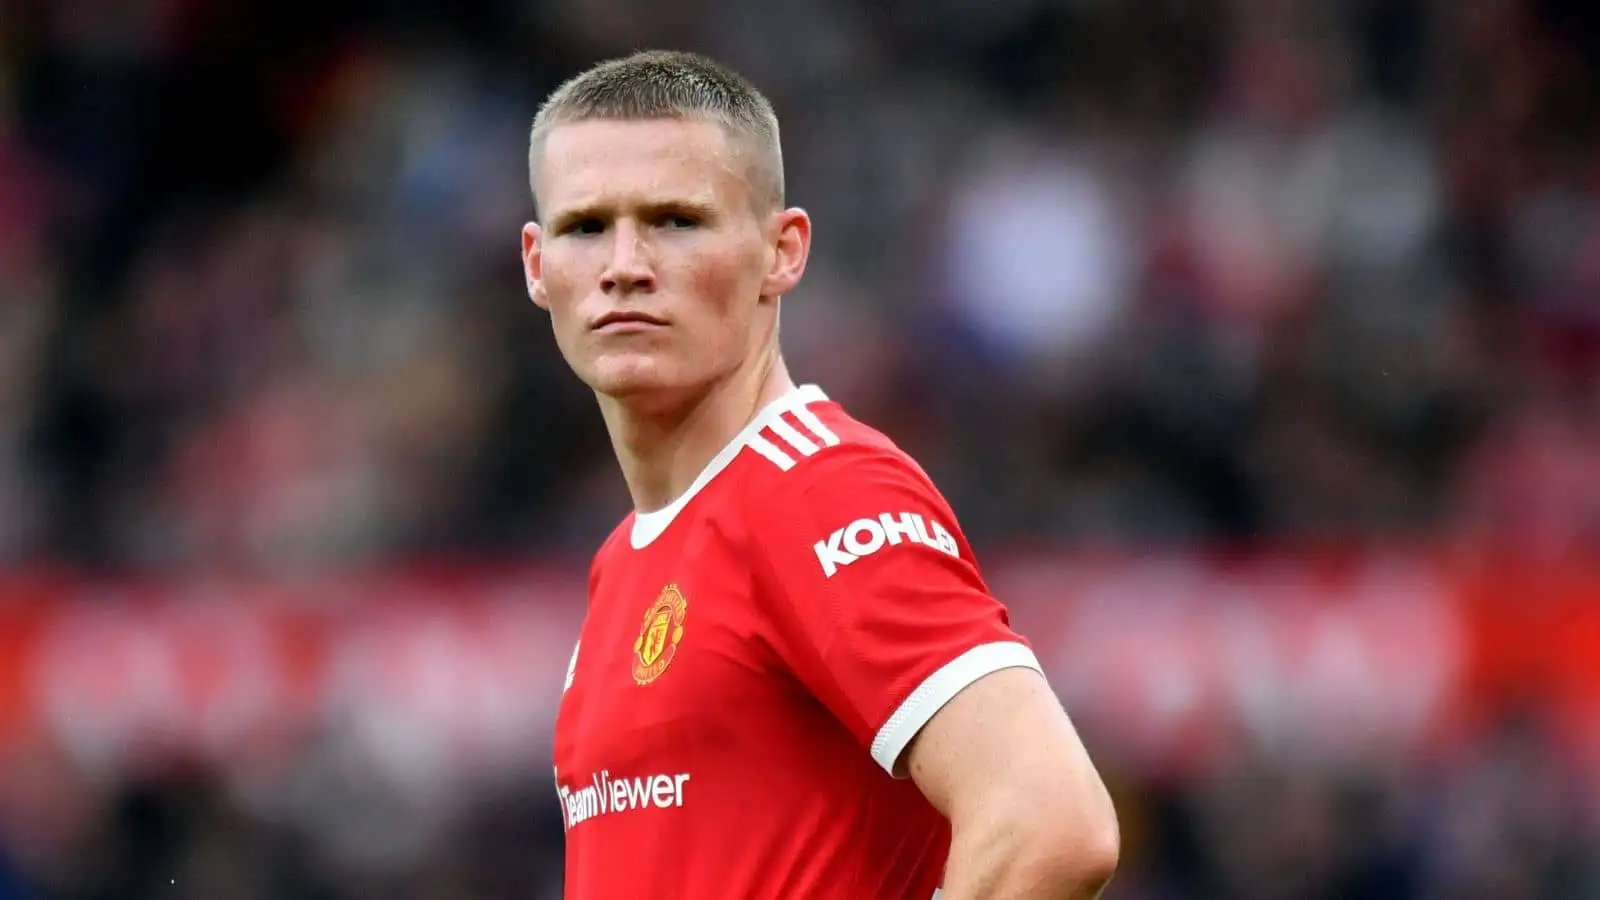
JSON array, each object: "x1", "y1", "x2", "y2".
[
  {"x1": 736, "y1": 389, "x2": 970, "y2": 577},
  {"x1": 738, "y1": 387, "x2": 938, "y2": 504}
]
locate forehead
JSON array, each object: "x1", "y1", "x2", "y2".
[{"x1": 536, "y1": 118, "x2": 749, "y2": 213}]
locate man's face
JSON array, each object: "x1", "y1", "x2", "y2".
[{"x1": 523, "y1": 118, "x2": 807, "y2": 407}]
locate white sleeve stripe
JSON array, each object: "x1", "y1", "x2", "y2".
[
  {"x1": 768, "y1": 417, "x2": 820, "y2": 457},
  {"x1": 793, "y1": 405, "x2": 841, "y2": 447},
  {"x1": 870, "y1": 641, "x2": 1044, "y2": 776},
  {"x1": 746, "y1": 434, "x2": 796, "y2": 470},
  {"x1": 563, "y1": 641, "x2": 580, "y2": 693}
]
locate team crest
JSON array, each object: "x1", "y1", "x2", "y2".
[{"x1": 632, "y1": 584, "x2": 688, "y2": 685}]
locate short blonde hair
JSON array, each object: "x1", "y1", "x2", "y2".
[{"x1": 528, "y1": 50, "x2": 785, "y2": 216}]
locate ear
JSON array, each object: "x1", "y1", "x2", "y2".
[
  {"x1": 523, "y1": 222, "x2": 549, "y2": 310},
  {"x1": 761, "y1": 207, "x2": 811, "y2": 299}
]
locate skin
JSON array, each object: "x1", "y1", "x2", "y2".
[
  {"x1": 909, "y1": 668, "x2": 1121, "y2": 899},
  {"x1": 522, "y1": 117, "x2": 808, "y2": 513},
  {"x1": 522, "y1": 115, "x2": 1118, "y2": 899}
]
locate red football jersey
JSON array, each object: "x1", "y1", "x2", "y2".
[{"x1": 553, "y1": 385, "x2": 1042, "y2": 899}]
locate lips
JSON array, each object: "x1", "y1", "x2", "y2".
[{"x1": 592, "y1": 311, "x2": 668, "y2": 330}]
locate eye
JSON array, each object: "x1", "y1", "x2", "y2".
[
  {"x1": 661, "y1": 214, "x2": 700, "y2": 230},
  {"x1": 562, "y1": 218, "x2": 605, "y2": 237}
]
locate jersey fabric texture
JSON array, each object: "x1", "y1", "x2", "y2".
[{"x1": 553, "y1": 384, "x2": 1043, "y2": 900}]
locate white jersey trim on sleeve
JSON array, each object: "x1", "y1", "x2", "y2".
[
  {"x1": 629, "y1": 384, "x2": 830, "y2": 549},
  {"x1": 870, "y1": 641, "x2": 1044, "y2": 777}
]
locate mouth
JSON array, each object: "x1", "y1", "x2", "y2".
[{"x1": 592, "y1": 311, "x2": 668, "y2": 333}]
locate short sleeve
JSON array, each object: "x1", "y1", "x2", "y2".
[{"x1": 750, "y1": 445, "x2": 1043, "y2": 777}]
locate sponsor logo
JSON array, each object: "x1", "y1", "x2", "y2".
[
  {"x1": 632, "y1": 585, "x2": 688, "y2": 685},
  {"x1": 558, "y1": 769, "x2": 691, "y2": 831},
  {"x1": 814, "y1": 512, "x2": 960, "y2": 578}
]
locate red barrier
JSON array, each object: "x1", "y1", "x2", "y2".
[{"x1": 0, "y1": 554, "x2": 1594, "y2": 784}]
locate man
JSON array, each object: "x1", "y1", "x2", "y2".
[{"x1": 523, "y1": 50, "x2": 1119, "y2": 900}]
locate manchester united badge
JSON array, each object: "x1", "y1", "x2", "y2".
[{"x1": 632, "y1": 584, "x2": 688, "y2": 685}]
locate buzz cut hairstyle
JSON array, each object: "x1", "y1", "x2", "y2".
[{"x1": 528, "y1": 49, "x2": 785, "y2": 217}]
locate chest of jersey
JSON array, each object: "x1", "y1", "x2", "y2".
[
  {"x1": 549, "y1": 400, "x2": 965, "y2": 898},
  {"x1": 551, "y1": 515, "x2": 811, "y2": 824}
]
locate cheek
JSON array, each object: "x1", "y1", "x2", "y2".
[
  {"x1": 538, "y1": 293, "x2": 576, "y2": 341},
  {"x1": 535, "y1": 282, "x2": 591, "y2": 360},
  {"x1": 536, "y1": 260, "x2": 585, "y2": 326},
  {"x1": 686, "y1": 246, "x2": 764, "y2": 326}
]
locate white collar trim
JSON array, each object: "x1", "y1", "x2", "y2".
[{"x1": 628, "y1": 384, "x2": 829, "y2": 549}]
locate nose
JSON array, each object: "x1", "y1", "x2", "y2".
[{"x1": 601, "y1": 221, "x2": 655, "y2": 294}]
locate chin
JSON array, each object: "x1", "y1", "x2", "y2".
[{"x1": 587, "y1": 356, "x2": 695, "y2": 403}]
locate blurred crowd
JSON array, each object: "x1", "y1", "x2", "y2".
[
  {"x1": 4, "y1": 0, "x2": 1600, "y2": 573},
  {"x1": 2, "y1": 0, "x2": 1600, "y2": 897}
]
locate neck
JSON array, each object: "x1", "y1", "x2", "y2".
[{"x1": 599, "y1": 352, "x2": 796, "y2": 514}]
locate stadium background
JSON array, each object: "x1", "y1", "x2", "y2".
[{"x1": 3, "y1": 0, "x2": 1600, "y2": 897}]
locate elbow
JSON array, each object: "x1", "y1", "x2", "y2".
[
  {"x1": 1064, "y1": 813, "x2": 1121, "y2": 898},
  {"x1": 1012, "y1": 788, "x2": 1121, "y2": 899},
  {"x1": 1037, "y1": 813, "x2": 1120, "y2": 899},
  {"x1": 947, "y1": 780, "x2": 1121, "y2": 899}
]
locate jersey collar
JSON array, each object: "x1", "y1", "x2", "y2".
[{"x1": 629, "y1": 384, "x2": 829, "y2": 549}]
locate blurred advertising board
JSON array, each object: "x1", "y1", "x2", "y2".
[{"x1": 0, "y1": 552, "x2": 1595, "y2": 785}]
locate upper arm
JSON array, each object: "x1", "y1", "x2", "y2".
[
  {"x1": 751, "y1": 443, "x2": 1119, "y2": 888},
  {"x1": 751, "y1": 445, "x2": 1042, "y2": 776},
  {"x1": 906, "y1": 666, "x2": 1112, "y2": 829},
  {"x1": 906, "y1": 667, "x2": 1121, "y2": 896}
]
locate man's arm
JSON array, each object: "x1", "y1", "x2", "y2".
[
  {"x1": 907, "y1": 667, "x2": 1119, "y2": 900},
  {"x1": 749, "y1": 440, "x2": 1118, "y2": 896}
]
